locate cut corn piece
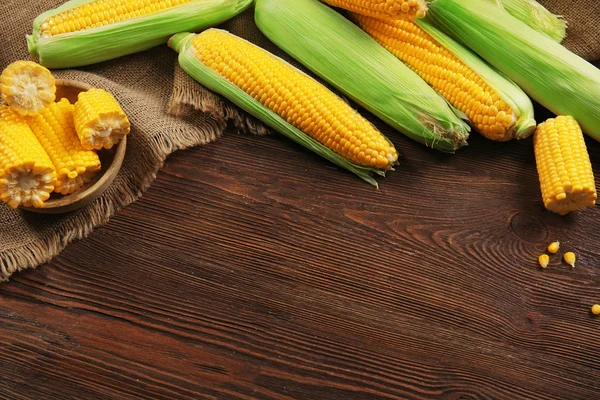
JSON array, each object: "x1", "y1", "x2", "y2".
[
  {"x1": 255, "y1": 0, "x2": 470, "y2": 153},
  {"x1": 28, "y1": 99, "x2": 101, "y2": 195},
  {"x1": 27, "y1": 0, "x2": 254, "y2": 69},
  {"x1": 0, "y1": 61, "x2": 56, "y2": 117},
  {"x1": 533, "y1": 116, "x2": 597, "y2": 216},
  {"x1": 169, "y1": 30, "x2": 398, "y2": 185},
  {"x1": 321, "y1": 0, "x2": 428, "y2": 19},
  {"x1": 74, "y1": 88, "x2": 130, "y2": 151},
  {"x1": 496, "y1": 0, "x2": 566, "y2": 43},
  {"x1": 0, "y1": 105, "x2": 56, "y2": 209},
  {"x1": 352, "y1": 14, "x2": 535, "y2": 141},
  {"x1": 427, "y1": 0, "x2": 600, "y2": 142}
]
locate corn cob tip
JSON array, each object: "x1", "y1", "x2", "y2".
[
  {"x1": 169, "y1": 32, "x2": 195, "y2": 53},
  {"x1": 514, "y1": 118, "x2": 537, "y2": 140},
  {"x1": 26, "y1": 35, "x2": 38, "y2": 58}
]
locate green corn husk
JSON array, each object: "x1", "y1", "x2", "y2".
[
  {"x1": 415, "y1": 18, "x2": 537, "y2": 140},
  {"x1": 427, "y1": 0, "x2": 600, "y2": 142},
  {"x1": 255, "y1": 0, "x2": 471, "y2": 153},
  {"x1": 169, "y1": 31, "x2": 393, "y2": 187},
  {"x1": 27, "y1": 0, "x2": 253, "y2": 69},
  {"x1": 494, "y1": 0, "x2": 567, "y2": 43}
]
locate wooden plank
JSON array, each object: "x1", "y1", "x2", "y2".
[{"x1": 1, "y1": 101, "x2": 600, "y2": 399}]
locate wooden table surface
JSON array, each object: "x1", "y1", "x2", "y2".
[{"x1": 2, "y1": 97, "x2": 600, "y2": 399}]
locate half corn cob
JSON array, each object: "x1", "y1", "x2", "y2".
[
  {"x1": 170, "y1": 29, "x2": 398, "y2": 185},
  {"x1": 497, "y1": 0, "x2": 566, "y2": 43},
  {"x1": 321, "y1": 0, "x2": 428, "y2": 19},
  {"x1": 27, "y1": 0, "x2": 254, "y2": 69},
  {"x1": 426, "y1": 0, "x2": 600, "y2": 142},
  {"x1": 28, "y1": 99, "x2": 102, "y2": 195},
  {"x1": 534, "y1": 116, "x2": 596, "y2": 215},
  {"x1": 0, "y1": 106, "x2": 56, "y2": 209},
  {"x1": 352, "y1": 14, "x2": 536, "y2": 141},
  {"x1": 74, "y1": 88, "x2": 130, "y2": 151},
  {"x1": 255, "y1": 0, "x2": 470, "y2": 153},
  {"x1": 0, "y1": 61, "x2": 56, "y2": 117}
]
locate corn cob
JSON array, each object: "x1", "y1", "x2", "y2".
[
  {"x1": 0, "y1": 61, "x2": 56, "y2": 117},
  {"x1": 27, "y1": 0, "x2": 254, "y2": 69},
  {"x1": 321, "y1": 0, "x2": 428, "y2": 19},
  {"x1": 255, "y1": 0, "x2": 470, "y2": 153},
  {"x1": 0, "y1": 106, "x2": 56, "y2": 209},
  {"x1": 170, "y1": 30, "x2": 398, "y2": 185},
  {"x1": 74, "y1": 88, "x2": 130, "y2": 151},
  {"x1": 352, "y1": 14, "x2": 536, "y2": 141},
  {"x1": 426, "y1": 0, "x2": 600, "y2": 143},
  {"x1": 27, "y1": 99, "x2": 102, "y2": 195},
  {"x1": 533, "y1": 116, "x2": 596, "y2": 216},
  {"x1": 497, "y1": 0, "x2": 566, "y2": 43}
]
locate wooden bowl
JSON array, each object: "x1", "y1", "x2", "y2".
[{"x1": 24, "y1": 80, "x2": 127, "y2": 214}]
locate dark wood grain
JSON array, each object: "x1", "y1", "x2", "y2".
[{"x1": 2, "y1": 95, "x2": 600, "y2": 399}]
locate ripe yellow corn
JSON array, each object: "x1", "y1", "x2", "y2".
[
  {"x1": 0, "y1": 105, "x2": 56, "y2": 209},
  {"x1": 28, "y1": 99, "x2": 102, "y2": 195},
  {"x1": 38, "y1": 0, "x2": 196, "y2": 38},
  {"x1": 27, "y1": 0, "x2": 253, "y2": 68},
  {"x1": 74, "y1": 88, "x2": 131, "y2": 151},
  {"x1": 0, "y1": 61, "x2": 56, "y2": 117},
  {"x1": 534, "y1": 116, "x2": 597, "y2": 215},
  {"x1": 322, "y1": 0, "x2": 427, "y2": 19},
  {"x1": 187, "y1": 29, "x2": 398, "y2": 169},
  {"x1": 352, "y1": 14, "x2": 535, "y2": 141}
]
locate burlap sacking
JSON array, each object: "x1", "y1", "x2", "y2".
[{"x1": 0, "y1": 0, "x2": 599, "y2": 282}]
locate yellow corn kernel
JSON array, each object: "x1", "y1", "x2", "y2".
[
  {"x1": 547, "y1": 241, "x2": 560, "y2": 254},
  {"x1": 28, "y1": 99, "x2": 101, "y2": 195},
  {"x1": 538, "y1": 254, "x2": 549, "y2": 269},
  {"x1": 591, "y1": 304, "x2": 600, "y2": 316},
  {"x1": 534, "y1": 116, "x2": 597, "y2": 215},
  {"x1": 321, "y1": 0, "x2": 427, "y2": 19},
  {"x1": 0, "y1": 61, "x2": 56, "y2": 117},
  {"x1": 352, "y1": 15, "x2": 517, "y2": 141},
  {"x1": 564, "y1": 252, "x2": 576, "y2": 268},
  {"x1": 0, "y1": 105, "x2": 56, "y2": 208},
  {"x1": 39, "y1": 0, "x2": 194, "y2": 38},
  {"x1": 190, "y1": 29, "x2": 398, "y2": 169},
  {"x1": 74, "y1": 88, "x2": 130, "y2": 150}
]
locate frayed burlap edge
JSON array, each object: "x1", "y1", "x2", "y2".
[{"x1": 0, "y1": 110, "x2": 226, "y2": 282}]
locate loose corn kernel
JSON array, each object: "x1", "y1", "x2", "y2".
[
  {"x1": 592, "y1": 304, "x2": 600, "y2": 315},
  {"x1": 321, "y1": 0, "x2": 428, "y2": 19},
  {"x1": 534, "y1": 116, "x2": 597, "y2": 215},
  {"x1": 0, "y1": 105, "x2": 56, "y2": 208},
  {"x1": 547, "y1": 241, "x2": 560, "y2": 254},
  {"x1": 0, "y1": 61, "x2": 56, "y2": 116},
  {"x1": 39, "y1": 0, "x2": 195, "y2": 38},
  {"x1": 190, "y1": 29, "x2": 398, "y2": 169},
  {"x1": 538, "y1": 254, "x2": 549, "y2": 269},
  {"x1": 352, "y1": 15, "x2": 517, "y2": 141},
  {"x1": 27, "y1": 99, "x2": 101, "y2": 195},
  {"x1": 564, "y1": 252, "x2": 576, "y2": 268},
  {"x1": 74, "y1": 88, "x2": 130, "y2": 150}
]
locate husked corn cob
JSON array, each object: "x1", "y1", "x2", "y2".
[
  {"x1": 0, "y1": 106, "x2": 56, "y2": 209},
  {"x1": 352, "y1": 15, "x2": 535, "y2": 141},
  {"x1": 27, "y1": 0, "x2": 254, "y2": 68},
  {"x1": 255, "y1": 0, "x2": 470, "y2": 153},
  {"x1": 0, "y1": 61, "x2": 56, "y2": 116},
  {"x1": 427, "y1": 0, "x2": 600, "y2": 142},
  {"x1": 321, "y1": 0, "x2": 428, "y2": 19},
  {"x1": 74, "y1": 88, "x2": 130, "y2": 151},
  {"x1": 534, "y1": 116, "x2": 597, "y2": 215},
  {"x1": 170, "y1": 30, "x2": 398, "y2": 185},
  {"x1": 28, "y1": 99, "x2": 101, "y2": 195}
]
